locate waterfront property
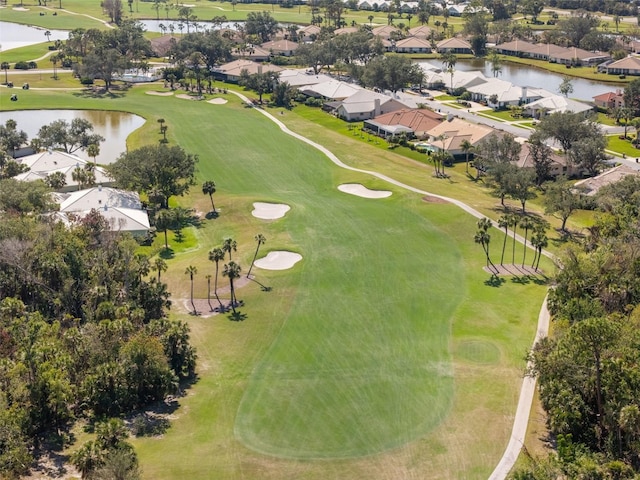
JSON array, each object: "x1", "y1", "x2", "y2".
[
  {"x1": 603, "y1": 56, "x2": 640, "y2": 76},
  {"x1": 436, "y1": 37, "x2": 473, "y2": 54},
  {"x1": 593, "y1": 90, "x2": 625, "y2": 109},
  {"x1": 494, "y1": 39, "x2": 611, "y2": 66},
  {"x1": 524, "y1": 95, "x2": 594, "y2": 116}
]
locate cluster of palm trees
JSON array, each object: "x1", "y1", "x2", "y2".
[
  {"x1": 183, "y1": 234, "x2": 267, "y2": 315},
  {"x1": 475, "y1": 212, "x2": 549, "y2": 275}
]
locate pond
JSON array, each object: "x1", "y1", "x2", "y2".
[
  {"x1": 418, "y1": 58, "x2": 624, "y2": 102},
  {"x1": 0, "y1": 110, "x2": 145, "y2": 165},
  {"x1": 0, "y1": 21, "x2": 69, "y2": 52}
]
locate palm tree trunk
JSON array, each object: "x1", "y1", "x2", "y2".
[
  {"x1": 500, "y1": 228, "x2": 507, "y2": 265},
  {"x1": 522, "y1": 229, "x2": 528, "y2": 268},
  {"x1": 512, "y1": 227, "x2": 517, "y2": 264},
  {"x1": 164, "y1": 230, "x2": 168, "y2": 250},
  {"x1": 190, "y1": 278, "x2": 196, "y2": 313},
  {"x1": 247, "y1": 244, "x2": 261, "y2": 278},
  {"x1": 229, "y1": 279, "x2": 236, "y2": 313},
  {"x1": 209, "y1": 194, "x2": 216, "y2": 213},
  {"x1": 536, "y1": 247, "x2": 542, "y2": 271},
  {"x1": 214, "y1": 263, "x2": 224, "y2": 310}
]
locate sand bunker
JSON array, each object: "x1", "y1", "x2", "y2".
[
  {"x1": 338, "y1": 183, "x2": 392, "y2": 199},
  {"x1": 207, "y1": 98, "x2": 228, "y2": 105},
  {"x1": 252, "y1": 202, "x2": 290, "y2": 220},
  {"x1": 176, "y1": 94, "x2": 202, "y2": 100},
  {"x1": 254, "y1": 251, "x2": 302, "y2": 270},
  {"x1": 146, "y1": 90, "x2": 174, "y2": 96},
  {"x1": 13, "y1": 7, "x2": 29, "y2": 10}
]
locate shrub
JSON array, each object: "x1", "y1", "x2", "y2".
[
  {"x1": 304, "y1": 97, "x2": 324, "y2": 107},
  {"x1": 14, "y1": 61, "x2": 30, "y2": 70},
  {"x1": 80, "y1": 77, "x2": 94, "y2": 85}
]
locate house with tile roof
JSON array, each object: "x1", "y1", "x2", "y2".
[
  {"x1": 408, "y1": 25, "x2": 434, "y2": 39},
  {"x1": 436, "y1": 37, "x2": 472, "y2": 54},
  {"x1": 363, "y1": 108, "x2": 443, "y2": 139},
  {"x1": 604, "y1": 56, "x2": 640, "y2": 76},
  {"x1": 394, "y1": 36, "x2": 432, "y2": 53},
  {"x1": 593, "y1": 90, "x2": 625, "y2": 109},
  {"x1": 574, "y1": 164, "x2": 640, "y2": 195},
  {"x1": 212, "y1": 59, "x2": 283, "y2": 82},
  {"x1": 261, "y1": 39, "x2": 299, "y2": 56},
  {"x1": 425, "y1": 117, "x2": 495, "y2": 155},
  {"x1": 372, "y1": 25, "x2": 402, "y2": 40}
]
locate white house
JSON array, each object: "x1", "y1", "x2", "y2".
[
  {"x1": 524, "y1": 95, "x2": 593, "y2": 116},
  {"x1": 299, "y1": 80, "x2": 362, "y2": 100}
]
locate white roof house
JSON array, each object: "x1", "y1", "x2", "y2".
[
  {"x1": 15, "y1": 150, "x2": 113, "y2": 192},
  {"x1": 420, "y1": 63, "x2": 488, "y2": 91},
  {"x1": 524, "y1": 95, "x2": 593, "y2": 116},
  {"x1": 300, "y1": 80, "x2": 362, "y2": 100},
  {"x1": 334, "y1": 89, "x2": 411, "y2": 121},
  {"x1": 54, "y1": 186, "x2": 150, "y2": 235},
  {"x1": 279, "y1": 69, "x2": 333, "y2": 88},
  {"x1": 58, "y1": 186, "x2": 142, "y2": 212},
  {"x1": 467, "y1": 79, "x2": 551, "y2": 107}
]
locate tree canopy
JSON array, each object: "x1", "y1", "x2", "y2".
[
  {"x1": 107, "y1": 144, "x2": 197, "y2": 209},
  {"x1": 37, "y1": 118, "x2": 105, "y2": 154}
]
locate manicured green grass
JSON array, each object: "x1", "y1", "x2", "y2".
[
  {"x1": 0, "y1": 4, "x2": 106, "y2": 30},
  {"x1": 0, "y1": 70, "x2": 79, "y2": 88},
  {"x1": 2, "y1": 86, "x2": 551, "y2": 478},
  {"x1": 607, "y1": 134, "x2": 640, "y2": 157},
  {"x1": 0, "y1": 42, "x2": 55, "y2": 64},
  {"x1": 477, "y1": 109, "x2": 525, "y2": 122}
]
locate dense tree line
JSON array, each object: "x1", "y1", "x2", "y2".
[
  {"x1": 512, "y1": 176, "x2": 640, "y2": 478},
  {"x1": 0, "y1": 184, "x2": 196, "y2": 478}
]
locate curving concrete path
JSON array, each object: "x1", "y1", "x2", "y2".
[{"x1": 229, "y1": 90, "x2": 552, "y2": 479}]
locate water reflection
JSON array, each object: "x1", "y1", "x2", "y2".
[
  {"x1": 0, "y1": 110, "x2": 145, "y2": 165},
  {"x1": 0, "y1": 21, "x2": 69, "y2": 52},
  {"x1": 419, "y1": 58, "x2": 624, "y2": 101}
]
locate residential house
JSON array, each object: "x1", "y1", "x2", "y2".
[
  {"x1": 593, "y1": 90, "x2": 625, "y2": 110},
  {"x1": 261, "y1": 39, "x2": 299, "y2": 56},
  {"x1": 494, "y1": 40, "x2": 610, "y2": 65},
  {"x1": 212, "y1": 59, "x2": 283, "y2": 82},
  {"x1": 372, "y1": 25, "x2": 402, "y2": 40},
  {"x1": 436, "y1": 37, "x2": 472, "y2": 54},
  {"x1": 424, "y1": 117, "x2": 495, "y2": 156},
  {"x1": 15, "y1": 150, "x2": 113, "y2": 192},
  {"x1": 574, "y1": 164, "x2": 640, "y2": 195},
  {"x1": 524, "y1": 95, "x2": 594, "y2": 116},
  {"x1": 467, "y1": 80, "x2": 549, "y2": 108},
  {"x1": 334, "y1": 26, "x2": 360, "y2": 35},
  {"x1": 232, "y1": 44, "x2": 271, "y2": 62},
  {"x1": 297, "y1": 24, "x2": 321, "y2": 42},
  {"x1": 408, "y1": 25, "x2": 434, "y2": 39},
  {"x1": 299, "y1": 80, "x2": 362, "y2": 101},
  {"x1": 363, "y1": 107, "x2": 443, "y2": 139},
  {"x1": 516, "y1": 142, "x2": 581, "y2": 178},
  {"x1": 394, "y1": 36, "x2": 432, "y2": 53},
  {"x1": 54, "y1": 186, "x2": 150, "y2": 235},
  {"x1": 279, "y1": 69, "x2": 333, "y2": 88},
  {"x1": 333, "y1": 89, "x2": 411, "y2": 121},
  {"x1": 420, "y1": 62, "x2": 488, "y2": 90},
  {"x1": 604, "y1": 56, "x2": 640, "y2": 76}
]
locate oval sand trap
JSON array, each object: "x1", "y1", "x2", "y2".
[
  {"x1": 176, "y1": 94, "x2": 202, "y2": 100},
  {"x1": 338, "y1": 183, "x2": 392, "y2": 199},
  {"x1": 146, "y1": 90, "x2": 174, "y2": 96},
  {"x1": 254, "y1": 251, "x2": 302, "y2": 270},
  {"x1": 207, "y1": 98, "x2": 228, "y2": 105},
  {"x1": 252, "y1": 202, "x2": 290, "y2": 220}
]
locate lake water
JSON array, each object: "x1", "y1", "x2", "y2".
[
  {"x1": 419, "y1": 58, "x2": 624, "y2": 102},
  {"x1": 0, "y1": 110, "x2": 145, "y2": 164},
  {"x1": 0, "y1": 21, "x2": 69, "y2": 52}
]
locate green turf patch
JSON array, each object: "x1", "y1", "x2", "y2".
[{"x1": 455, "y1": 339, "x2": 501, "y2": 365}]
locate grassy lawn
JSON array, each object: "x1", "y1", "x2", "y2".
[
  {"x1": 0, "y1": 42, "x2": 56, "y2": 64},
  {"x1": 1, "y1": 85, "x2": 552, "y2": 479},
  {"x1": 476, "y1": 109, "x2": 527, "y2": 122},
  {"x1": 0, "y1": 70, "x2": 79, "y2": 88},
  {"x1": 607, "y1": 134, "x2": 640, "y2": 157}
]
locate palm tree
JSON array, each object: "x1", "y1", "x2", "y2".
[
  {"x1": 441, "y1": 52, "x2": 457, "y2": 93},
  {"x1": 510, "y1": 213, "x2": 519, "y2": 264},
  {"x1": 155, "y1": 209, "x2": 174, "y2": 250},
  {"x1": 154, "y1": 258, "x2": 167, "y2": 281},
  {"x1": 497, "y1": 214, "x2": 509, "y2": 266},
  {"x1": 222, "y1": 237, "x2": 237, "y2": 261},
  {"x1": 50, "y1": 53, "x2": 60, "y2": 80},
  {"x1": 519, "y1": 216, "x2": 535, "y2": 268},
  {"x1": 208, "y1": 247, "x2": 225, "y2": 310},
  {"x1": 45, "y1": 30, "x2": 52, "y2": 42},
  {"x1": 185, "y1": 265, "x2": 197, "y2": 313},
  {"x1": 474, "y1": 217, "x2": 496, "y2": 273},
  {"x1": 87, "y1": 143, "x2": 100, "y2": 163},
  {"x1": 202, "y1": 180, "x2": 217, "y2": 214},
  {"x1": 460, "y1": 139, "x2": 473, "y2": 174},
  {"x1": 223, "y1": 261, "x2": 241, "y2": 313},
  {"x1": 1, "y1": 62, "x2": 9, "y2": 85},
  {"x1": 368, "y1": 14, "x2": 374, "y2": 25},
  {"x1": 247, "y1": 234, "x2": 266, "y2": 278},
  {"x1": 205, "y1": 274, "x2": 212, "y2": 311}
]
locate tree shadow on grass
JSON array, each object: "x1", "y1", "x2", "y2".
[
  {"x1": 71, "y1": 89, "x2": 127, "y2": 99},
  {"x1": 159, "y1": 248, "x2": 174, "y2": 260},
  {"x1": 249, "y1": 277, "x2": 272, "y2": 292},
  {"x1": 228, "y1": 311, "x2": 247, "y2": 322},
  {"x1": 205, "y1": 211, "x2": 219, "y2": 220},
  {"x1": 484, "y1": 275, "x2": 506, "y2": 287}
]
